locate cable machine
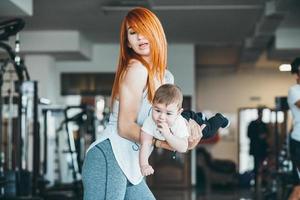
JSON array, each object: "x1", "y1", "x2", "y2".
[
  {"x1": 0, "y1": 18, "x2": 41, "y2": 199},
  {"x1": 256, "y1": 97, "x2": 294, "y2": 200},
  {"x1": 37, "y1": 105, "x2": 95, "y2": 200}
]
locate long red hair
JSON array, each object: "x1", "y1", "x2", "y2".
[{"x1": 111, "y1": 7, "x2": 167, "y2": 104}]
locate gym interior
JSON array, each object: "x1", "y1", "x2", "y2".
[{"x1": 0, "y1": 0, "x2": 300, "y2": 199}]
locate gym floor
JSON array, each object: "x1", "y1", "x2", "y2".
[{"x1": 152, "y1": 187, "x2": 253, "y2": 200}]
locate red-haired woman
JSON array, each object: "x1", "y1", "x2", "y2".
[{"x1": 82, "y1": 7, "x2": 203, "y2": 199}]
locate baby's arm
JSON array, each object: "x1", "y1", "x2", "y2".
[
  {"x1": 139, "y1": 131, "x2": 154, "y2": 176},
  {"x1": 157, "y1": 122, "x2": 188, "y2": 153}
]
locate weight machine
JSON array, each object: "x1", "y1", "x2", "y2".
[
  {"x1": 257, "y1": 97, "x2": 294, "y2": 200},
  {"x1": 38, "y1": 105, "x2": 95, "y2": 200},
  {"x1": 0, "y1": 18, "x2": 41, "y2": 199}
]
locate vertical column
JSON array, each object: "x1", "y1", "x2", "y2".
[
  {"x1": 168, "y1": 44, "x2": 197, "y2": 186},
  {"x1": 24, "y1": 55, "x2": 58, "y2": 104}
]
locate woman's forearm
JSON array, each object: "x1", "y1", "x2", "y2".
[
  {"x1": 118, "y1": 121, "x2": 141, "y2": 143},
  {"x1": 157, "y1": 139, "x2": 198, "y2": 151},
  {"x1": 155, "y1": 140, "x2": 174, "y2": 151},
  {"x1": 163, "y1": 134, "x2": 188, "y2": 153}
]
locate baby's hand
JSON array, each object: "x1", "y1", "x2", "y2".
[
  {"x1": 141, "y1": 164, "x2": 154, "y2": 176},
  {"x1": 157, "y1": 121, "x2": 171, "y2": 136}
]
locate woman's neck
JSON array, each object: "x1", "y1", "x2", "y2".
[{"x1": 142, "y1": 55, "x2": 151, "y2": 65}]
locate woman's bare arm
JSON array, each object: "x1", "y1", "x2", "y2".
[
  {"x1": 156, "y1": 141, "x2": 174, "y2": 150},
  {"x1": 117, "y1": 61, "x2": 148, "y2": 143}
]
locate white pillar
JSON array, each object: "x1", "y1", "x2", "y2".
[
  {"x1": 276, "y1": 28, "x2": 300, "y2": 49},
  {"x1": 168, "y1": 44, "x2": 197, "y2": 186},
  {"x1": 25, "y1": 55, "x2": 58, "y2": 103}
]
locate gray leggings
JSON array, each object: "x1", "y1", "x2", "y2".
[{"x1": 82, "y1": 139, "x2": 156, "y2": 200}]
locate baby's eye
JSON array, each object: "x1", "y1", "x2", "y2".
[
  {"x1": 154, "y1": 109, "x2": 161, "y2": 113},
  {"x1": 167, "y1": 112, "x2": 173, "y2": 116}
]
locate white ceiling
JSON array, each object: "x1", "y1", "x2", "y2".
[
  {"x1": 21, "y1": 0, "x2": 264, "y2": 44},
  {"x1": 1, "y1": 0, "x2": 300, "y2": 66}
]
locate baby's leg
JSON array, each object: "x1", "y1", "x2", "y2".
[
  {"x1": 203, "y1": 113, "x2": 229, "y2": 138},
  {"x1": 182, "y1": 110, "x2": 229, "y2": 139}
]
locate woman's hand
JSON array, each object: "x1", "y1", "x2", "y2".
[{"x1": 187, "y1": 119, "x2": 206, "y2": 150}]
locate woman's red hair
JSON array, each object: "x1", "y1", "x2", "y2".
[{"x1": 111, "y1": 7, "x2": 167, "y2": 104}]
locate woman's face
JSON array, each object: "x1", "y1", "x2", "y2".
[{"x1": 127, "y1": 26, "x2": 151, "y2": 60}]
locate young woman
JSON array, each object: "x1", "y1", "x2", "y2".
[
  {"x1": 82, "y1": 7, "x2": 204, "y2": 200},
  {"x1": 288, "y1": 57, "x2": 300, "y2": 186}
]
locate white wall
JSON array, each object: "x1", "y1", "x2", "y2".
[
  {"x1": 197, "y1": 68, "x2": 294, "y2": 111},
  {"x1": 56, "y1": 44, "x2": 119, "y2": 73},
  {"x1": 168, "y1": 44, "x2": 195, "y2": 96},
  {"x1": 25, "y1": 55, "x2": 58, "y2": 103},
  {"x1": 197, "y1": 68, "x2": 295, "y2": 163},
  {"x1": 23, "y1": 43, "x2": 194, "y2": 104},
  {"x1": 56, "y1": 43, "x2": 195, "y2": 101}
]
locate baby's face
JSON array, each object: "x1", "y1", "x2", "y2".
[{"x1": 152, "y1": 102, "x2": 181, "y2": 127}]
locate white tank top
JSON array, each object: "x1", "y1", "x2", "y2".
[
  {"x1": 288, "y1": 84, "x2": 300, "y2": 141},
  {"x1": 87, "y1": 70, "x2": 174, "y2": 185}
]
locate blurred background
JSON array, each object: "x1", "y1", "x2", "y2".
[{"x1": 0, "y1": 0, "x2": 300, "y2": 199}]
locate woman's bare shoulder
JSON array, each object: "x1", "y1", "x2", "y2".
[
  {"x1": 126, "y1": 59, "x2": 148, "y2": 76},
  {"x1": 121, "y1": 59, "x2": 148, "y2": 85}
]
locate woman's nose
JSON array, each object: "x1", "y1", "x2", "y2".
[{"x1": 137, "y1": 33, "x2": 144, "y2": 40}]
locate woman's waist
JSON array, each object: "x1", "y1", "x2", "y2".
[{"x1": 291, "y1": 123, "x2": 300, "y2": 132}]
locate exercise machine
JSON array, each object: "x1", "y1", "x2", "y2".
[
  {"x1": 38, "y1": 105, "x2": 95, "y2": 200},
  {"x1": 0, "y1": 18, "x2": 42, "y2": 200}
]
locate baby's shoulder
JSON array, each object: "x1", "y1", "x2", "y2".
[{"x1": 171, "y1": 115, "x2": 189, "y2": 137}]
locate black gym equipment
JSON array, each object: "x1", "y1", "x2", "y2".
[
  {"x1": 0, "y1": 18, "x2": 42, "y2": 200},
  {"x1": 38, "y1": 105, "x2": 95, "y2": 200},
  {"x1": 60, "y1": 105, "x2": 96, "y2": 174},
  {"x1": 256, "y1": 97, "x2": 294, "y2": 200},
  {"x1": 0, "y1": 18, "x2": 25, "y2": 41},
  {"x1": 0, "y1": 17, "x2": 98, "y2": 200}
]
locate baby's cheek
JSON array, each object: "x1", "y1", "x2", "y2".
[{"x1": 167, "y1": 118, "x2": 176, "y2": 127}]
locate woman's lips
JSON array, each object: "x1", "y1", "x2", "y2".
[{"x1": 139, "y1": 42, "x2": 148, "y2": 49}]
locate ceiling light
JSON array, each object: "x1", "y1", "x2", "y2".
[{"x1": 279, "y1": 64, "x2": 291, "y2": 72}]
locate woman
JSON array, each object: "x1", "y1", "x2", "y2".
[
  {"x1": 82, "y1": 7, "x2": 203, "y2": 200},
  {"x1": 288, "y1": 57, "x2": 300, "y2": 185}
]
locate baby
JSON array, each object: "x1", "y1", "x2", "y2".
[{"x1": 139, "y1": 84, "x2": 229, "y2": 176}]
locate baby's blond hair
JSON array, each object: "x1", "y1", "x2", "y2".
[{"x1": 152, "y1": 84, "x2": 183, "y2": 108}]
